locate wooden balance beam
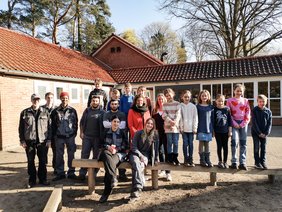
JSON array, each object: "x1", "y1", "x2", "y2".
[
  {"x1": 72, "y1": 159, "x2": 282, "y2": 194},
  {"x1": 43, "y1": 184, "x2": 63, "y2": 212}
]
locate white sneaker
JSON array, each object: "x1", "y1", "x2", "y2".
[
  {"x1": 166, "y1": 173, "x2": 172, "y2": 181},
  {"x1": 158, "y1": 170, "x2": 166, "y2": 178}
]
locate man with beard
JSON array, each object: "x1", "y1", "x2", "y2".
[
  {"x1": 51, "y1": 92, "x2": 78, "y2": 181},
  {"x1": 77, "y1": 95, "x2": 105, "y2": 181},
  {"x1": 103, "y1": 99, "x2": 128, "y2": 181}
]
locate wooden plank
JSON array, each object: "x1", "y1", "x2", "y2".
[
  {"x1": 72, "y1": 159, "x2": 282, "y2": 176},
  {"x1": 88, "y1": 168, "x2": 95, "y2": 194},
  {"x1": 151, "y1": 170, "x2": 159, "y2": 190},
  {"x1": 268, "y1": 175, "x2": 275, "y2": 183},
  {"x1": 43, "y1": 185, "x2": 63, "y2": 212}
]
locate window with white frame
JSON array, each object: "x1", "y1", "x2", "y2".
[
  {"x1": 83, "y1": 86, "x2": 91, "y2": 103},
  {"x1": 34, "y1": 80, "x2": 51, "y2": 105},
  {"x1": 54, "y1": 83, "x2": 67, "y2": 105},
  {"x1": 70, "y1": 85, "x2": 80, "y2": 103}
]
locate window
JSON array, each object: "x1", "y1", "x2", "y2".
[
  {"x1": 244, "y1": 82, "x2": 254, "y2": 109},
  {"x1": 83, "y1": 86, "x2": 91, "y2": 103},
  {"x1": 202, "y1": 84, "x2": 211, "y2": 94},
  {"x1": 223, "y1": 84, "x2": 232, "y2": 99},
  {"x1": 54, "y1": 83, "x2": 67, "y2": 105},
  {"x1": 258, "y1": 81, "x2": 268, "y2": 96},
  {"x1": 110, "y1": 47, "x2": 116, "y2": 53},
  {"x1": 70, "y1": 85, "x2": 80, "y2": 103},
  {"x1": 34, "y1": 80, "x2": 51, "y2": 105},
  {"x1": 212, "y1": 84, "x2": 221, "y2": 100},
  {"x1": 117, "y1": 47, "x2": 121, "y2": 52}
]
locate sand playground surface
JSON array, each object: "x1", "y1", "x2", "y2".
[{"x1": 0, "y1": 130, "x2": 282, "y2": 211}]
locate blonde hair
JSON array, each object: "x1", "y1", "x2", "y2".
[
  {"x1": 124, "y1": 82, "x2": 132, "y2": 88},
  {"x1": 198, "y1": 90, "x2": 211, "y2": 104},
  {"x1": 216, "y1": 94, "x2": 225, "y2": 100},
  {"x1": 163, "y1": 88, "x2": 175, "y2": 97},
  {"x1": 181, "y1": 90, "x2": 192, "y2": 102},
  {"x1": 153, "y1": 93, "x2": 167, "y2": 114},
  {"x1": 233, "y1": 84, "x2": 245, "y2": 91},
  {"x1": 257, "y1": 94, "x2": 268, "y2": 103},
  {"x1": 94, "y1": 78, "x2": 103, "y2": 85}
]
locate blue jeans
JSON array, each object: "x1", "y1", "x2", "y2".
[
  {"x1": 182, "y1": 132, "x2": 194, "y2": 161},
  {"x1": 231, "y1": 125, "x2": 248, "y2": 165},
  {"x1": 252, "y1": 133, "x2": 267, "y2": 164},
  {"x1": 166, "y1": 133, "x2": 179, "y2": 154}
]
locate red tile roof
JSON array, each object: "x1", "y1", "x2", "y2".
[
  {"x1": 0, "y1": 27, "x2": 115, "y2": 83},
  {"x1": 108, "y1": 54, "x2": 282, "y2": 83},
  {"x1": 92, "y1": 34, "x2": 164, "y2": 67}
]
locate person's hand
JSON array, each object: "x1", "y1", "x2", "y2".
[
  {"x1": 21, "y1": 142, "x2": 27, "y2": 149},
  {"x1": 228, "y1": 131, "x2": 232, "y2": 137},
  {"x1": 170, "y1": 120, "x2": 175, "y2": 126},
  {"x1": 80, "y1": 132, "x2": 84, "y2": 139},
  {"x1": 108, "y1": 145, "x2": 117, "y2": 154},
  {"x1": 259, "y1": 133, "x2": 266, "y2": 138},
  {"x1": 140, "y1": 156, "x2": 145, "y2": 163},
  {"x1": 193, "y1": 130, "x2": 197, "y2": 134},
  {"x1": 234, "y1": 125, "x2": 240, "y2": 129}
]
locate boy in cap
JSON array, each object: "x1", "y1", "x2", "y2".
[
  {"x1": 19, "y1": 94, "x2": 52, "y2": 188},
  {"x1": 51, "y1": 92, "x2": 78, "y2": 181}
]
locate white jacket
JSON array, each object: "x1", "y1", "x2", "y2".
[{"x1": 180, "y1": 102, "x2": 198, "y2": 133}]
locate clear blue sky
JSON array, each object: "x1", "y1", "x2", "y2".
[{"x1": 0, "y1": 0, "x2": 184, "y2": 33}]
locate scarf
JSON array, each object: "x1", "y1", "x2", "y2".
[{"x1": 131, "y1": 104, "x2": 148, "y2": 115}]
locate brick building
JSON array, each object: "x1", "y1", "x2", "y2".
[{"x1": 0, "y1": 27, "x2": 282, "y2": 150}]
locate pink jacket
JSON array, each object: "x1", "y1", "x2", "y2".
[{"x1": 226, "y1": 97, "x2": 251, "y2": 128}]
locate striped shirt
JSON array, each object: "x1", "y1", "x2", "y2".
[{"x1": 162, "y1": 100, "x2": 181, "y2": 133}]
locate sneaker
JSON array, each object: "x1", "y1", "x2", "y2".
[
  {"x1": 27, "y1": 181, "x2": 36, "y2": 189},
  {"x1": 130, "y1": 188, "x2": 142, "y2": 198},
  {"x1": 188, "y1": 162, "x2": 195, "y2": 167},
  {"x1": 223, "y1": 162, "x2": 228, "y2": 169},
  {"x1": 218, "y1": 162, "x2": 224, "y2": 169},
  {"x1": 230, "y1": 163, "x2": 238, "y2": 169},
  {"x1": 166, "y1": 173, "x2": 172, "y2": 181},
  {"x1": 39, "y1": 180, "x2": 50, "y2": 186},
  {"x1": 255, "y1": 163, "x2": 263, "y2": 169},
  {"x1": 52, "y1": 175, "x2": 66, "y2": 181},
  {"x1": 239, "y1": 164, "x2": 248, "y2": 170},
  {"x1": 183, "y1": 161, "x2": 189, "y2": 167},
  {"x1": 67, "y1": 174, "x2": 78, "y2": 180},
  {"x1": 77, "y1": 175, "x2": 86, "y2": 181},
  {"x1": 261, "y1": 163, "x2": 268, "y2": 170},
  {"x1": 158, "y1": 170, "x2": 166, "y2": 178}
]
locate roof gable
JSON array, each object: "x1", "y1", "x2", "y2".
[
  {"x1": 92, "y1": 34, "x2": 164, "y2": 69},
  {"x1": 0, "y1": 27, "x2": 115, "y2": 83}
]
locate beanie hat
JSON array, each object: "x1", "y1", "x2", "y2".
[{"x1": 60, "y1": 91, "x2": 69, "y2": 98}]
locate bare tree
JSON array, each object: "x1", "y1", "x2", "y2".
[
  {"x1": 160, "y1": 0, "x2": 282, "y2": 59},
  {"x1": 140, "y1": 22, "x2": 181, "y2": 64},
  {"x1": 0, "y1": 0, "x2": 19, "y2": 29}
]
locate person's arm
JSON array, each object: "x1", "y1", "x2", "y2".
[
  {"x1": 162, "y1": 104, "x2": 171, "y2": 122},
  {"x1": 210, "y1": 106, "x2": 215, "y2": 132},
  {"x1": 79, "y1": 108, "x2": 88, "y2": 138},
  {"x1": 240, "y1": 99, "x2": 251, "y2": 128},
  {"x1": 46, "y1": 110, "x2": 52, "y2": 141},
  {"x1": 50, "y1": 109, "x2": 57, "y2": 139},
  {"x1": 175, "y1": 103, "x2": 182, "y2": 126},
  {"x1": 193, "y1": 105, "x2": 198, "y2": 133},
  {"x1": 18, "y1": 110, "x2": 25, "y2": 144},
  {"x1": 120, "y1": 130, "x2": 129, "y2": 152},
  {"x1": 227, "y1": 108, "x2": 232, "y2": 137},
  {"x1": 128, "y1": 109, "x2": 137, "y2": 136},
  {"x1": 73, "y1": 109, "x2": 78, "y2": 136},
  {"x1": 102, "y1": 112, "x2": 111, "y2": 128},
  {"x1": 153, "y1": 132, "x2": 159, "y2": 163},
  {"x1": 119, "y1": 112, "x2": 126, "y2": 129},
  {"x1": 131, "y1": 131, "x2": 143, "y2": 158},
  {"x1": 252, "y1": 108, "x2": 261, "y2": 135},
  {"x1": 103, "y1": 90, "x2": 108, "y2": 111},
  {"x1": 226, "y1": 99, "x2": 239, "y2": 128},
  {"x1": 265, "y1": 110, "x2": 272, "y2": 136}
]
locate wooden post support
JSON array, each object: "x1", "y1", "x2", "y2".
[
  {"x1": 151, "y1": 170, "x2": 158, "y2": 190},
  {"x1": 268, "y1": 175, "x2": 275, "y2": 183},
  {"x1": 88, "y1": 168, "x2": 95, "y2": 194},
  {"x1": 43, "y1": 184, "x2": 63, "y2": 212},
  {"x1": 210, "y1": 172, "x2": 217, "y2": 186}
]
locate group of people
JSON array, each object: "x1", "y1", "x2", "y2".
[{"x1": 18, "y1": 78, "x2": 272, "y2": 203}]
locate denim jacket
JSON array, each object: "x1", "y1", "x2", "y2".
[{"x1": 18, "y1": 106, "x2": 52, "y2": 143}]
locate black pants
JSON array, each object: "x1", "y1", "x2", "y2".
[
  {"x1": 100, "y1": 150, "x2": 120, "y2": 195},
  {"x1": 25, "y1": 141, "x2": 48, "y2": 183},
  {"x1": 215, "y1": 133, "x2": 229, "y2": 163},
  {"x1": 158, "y1": 130, "x2": 170, "y2": 174}
]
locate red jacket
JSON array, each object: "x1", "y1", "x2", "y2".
[{"x1": 128, "y1": 109, "x2": 151, "y2": 139}]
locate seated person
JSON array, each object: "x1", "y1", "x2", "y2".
[
  {"x1": 129, "y1": 118, "x2": 159, "y2": 201},
  {"x1": 99, "y1": 115, "x2": 129, "y2": 203}
]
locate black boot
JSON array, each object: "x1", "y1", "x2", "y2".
[
  {"x1": 205, "y1": 152, "x2": 213, "y2": 167},
  {"x1": 167, "y1": 153, "x2": 174, "y2": 164},
  {"x1": 173, "y1": 153, "x2": 180, "y2": 166},
  {"x1": 188, "y1": 157, "x2": 195, "y2": 167},
  {"x1": 199, "y1": 152, "x2": 208, "y2": 167}
]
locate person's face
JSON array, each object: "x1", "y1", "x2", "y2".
[
  {"x1": 45, "y1": 94, "x2": 54, "y2": 105},
  {"x1": 60, "y1": 96, "x2": 69, "y2": 107},
  {"x1": 91, "y1": 98, "x2": 100, "y2": 108},
  {"x1": 183, "y1": 93, "x2": 191, "y2": 104},
  {"x1": 157, "y1": 95, "x2": 165, "y2": 106},
  {"x1": 138, "y1": 88, "x2": 146, "y2": 97},
  {"x1": 145, "y1": 119, "x2": 154, "y2": 132},
  {"x1": 200, "y1": 92, "x2": 209, "y2": 103},
  {"x1": 216, "y1": 97, "x2": 225, "y2": 108},
  {"x1": 94, "y1": 82, "x2": 102, "y2": 89},
  {"x1": 257, "y1": 98, "x2": 266, "y2": 108},
  {"x1": 165, "y1": 92, "x2": 173, "y2": 102},
  {"x1": 111, "y1": 118, "x2": 120, "y2": 131},
  {"x1": 112, "y1": 92, "x2": 119, "y2": 100},
  {"x1": 124, "y1": 86, "x2": 131, "y2": 94},
  {"x1": 31, "y1": 98, "x2": 40, "y2": 108},
  {"x1": 234, "y1": 87, "x2": 243, "y2": 97},
  {"x1": 136, "y1": 97, "x2": 144, "y2": 107},
  {"x1": 110, "y1": 101, "x2": 119, "y2": 111}
]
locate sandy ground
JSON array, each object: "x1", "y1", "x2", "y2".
[{"x1": 0, "y1": 128, "x2": 282, "y2": 212}]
